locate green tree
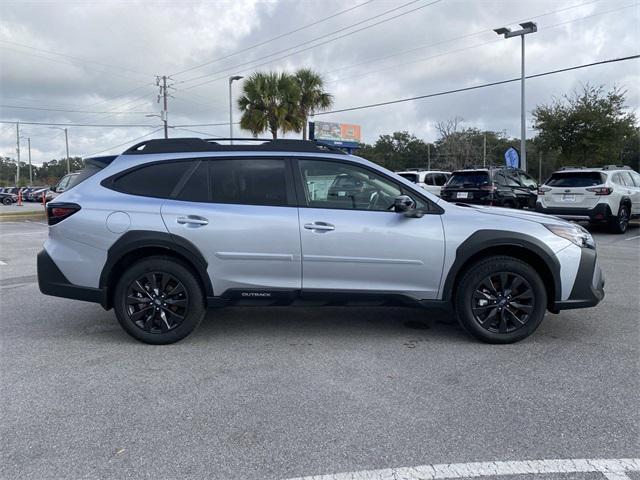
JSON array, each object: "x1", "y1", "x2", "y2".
[
  {"x1": 359, "y1": 131, "x2": 429, "y2": 171},
  {"x1": 237, "y1": 72, "x2": 302, "y2": 139},
  {"x1": 532, "y1": 84, "x2": 638, "y2": 167},
  {"x1": 293, "y1": 68, "x2": 333, "y2": 140}
]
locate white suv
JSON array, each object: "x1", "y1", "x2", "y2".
[
  {"x1": 396, "y1": 170, "x2": 450, "y2": 196},
  {"x1": 536, "y1": 166, "x2": 640, "y2": 233}
]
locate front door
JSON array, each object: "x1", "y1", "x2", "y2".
[
  {"x1": 295, "y1": 158, "x2": 445, "y2": 299},
  {"x1": 161, "y1": 158, "x2": 301, "y2": 296}
]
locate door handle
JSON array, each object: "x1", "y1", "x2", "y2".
[
  {"x1": 177, "y1": 215, "x2": 209, "y2": 226},
  {"x1": 304, "y1": 222, "x2": 335, "y2": 232}
]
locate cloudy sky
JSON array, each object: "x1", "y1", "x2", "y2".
[{"x1": 0, "y1": 0, "x2": 638, "y2": 165}]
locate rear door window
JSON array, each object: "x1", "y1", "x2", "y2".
[
  {"x1": 210, "y1": 159, "x2": 289, "y2": 207},
  {"x1": 546, "y1": 172, "x2": 604, "y2": 187}
]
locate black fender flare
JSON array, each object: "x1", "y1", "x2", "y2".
[
  {"x1": 440, "y1": 230, "x2": 562, "y2": 304},
  {"x1": 99, "y1": 230, "x2": 214, "y2": 304}
]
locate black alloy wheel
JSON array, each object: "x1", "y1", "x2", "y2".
[
  {"x1": 126, "y1": 272, "x2": 189, "y2": 333},
  {"x1": 471, "y1": 272, "x2": 534, "y2": 334},
  {"x1": 611, "y1": 205, "x2": 630, "y2": 234}
]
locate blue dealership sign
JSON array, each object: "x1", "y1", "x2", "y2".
[{"x1": 504, "y1": 147, "x2": 520, "y2": 168}]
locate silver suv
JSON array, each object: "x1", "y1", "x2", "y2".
[{"x1": 38, "y1": 138, "x2": 604, "y2": 344}]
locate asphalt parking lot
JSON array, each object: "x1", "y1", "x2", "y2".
[{"x1": 0, "y1": 219, "x2": 638, "y2": 480}]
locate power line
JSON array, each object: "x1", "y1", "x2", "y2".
[
  {"x1": 178, "y1": 0, "x2": 442, "y2": 90},
  {"x1": 0, "y1": 120, "x2": 161, "y2": 128},
  {"x1": 322, "y1": 0, "x2": 605, "y2": 79},
  {"x1": 171, "y1": 0, "x2": 375, "y2": 77},
  {"x1": 314, "y1": 55, "x2": 640, "y2": 116},
  {"x1": 80, "y1": 128, "x2": 164, "y2": 158},
  {"x1": 0, "y1": 104, "x2": 154, "y2": 115},
  {"x1": 326, "y1": 2, "x2": 638, "y2": 85}
]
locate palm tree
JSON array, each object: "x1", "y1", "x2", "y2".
[
  {"x1": 237, "y1": 72, "x2": 302, "y2": 139},
  {"x1": 294, "y1": 69, "x2": 333, "y2": 140}
]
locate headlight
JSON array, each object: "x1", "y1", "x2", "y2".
[{"x1": 544, "y1": 223, "x2": 595, "y2": 249}]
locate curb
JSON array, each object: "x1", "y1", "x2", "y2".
[{"x1": 0, "y1": 212, "x2": 46, "y2": 222}]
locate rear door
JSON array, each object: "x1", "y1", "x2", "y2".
[
  {"x1": 543, "y1": 171, "x2": 604, "y2": 209},
  {"x1": 626, "y1": 171, "x2": 640, "y2": 215},
  {"x1": 161, "y1": 158, "x2": 302, "y2": 296},
  {"x1": 295, "y1": 158, "x2": 445, "y2": 299}
]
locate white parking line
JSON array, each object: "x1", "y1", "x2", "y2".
[
  {"x1": 0, "y1": 260, "x2": 6, "y2": 266},
  {"x1": 625, "y1": 234, "x2": 640, "y2": 240},
  {"x1": 283, "y1": 458, "x2": 640, "y2": 480}
]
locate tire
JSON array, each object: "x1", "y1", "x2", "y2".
[
  {"x1": 608, "y1": 204, "x2": 630, "y2": 234},
  {"x1": 113, "y1": 256, "x2": 206, "y2": 344},
  {"x1": 2, "y1": 197, "x2": 11, "y2": 205},
  {"x1": 502, "y1": 200, "x2": 515, "y2": 209},
  {"x1": 454, "y1": 255, "x2": 547, "y2": 344}
]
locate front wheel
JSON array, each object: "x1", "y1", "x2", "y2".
[
  {"x1": 2, "y1": 197, "x2": 12, "y2": 205},
  {"x1": 113, "y1": 256, "x2": 206, "y2": 344},
  {"x1": 609, "y1": 204, "x2": 629, "y2": 234},
  {"x1": 455, "y1": 256, "x2": 547, "y2": 343}
]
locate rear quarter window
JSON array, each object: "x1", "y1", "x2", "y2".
[
  {"x1": 546, "y1": 172, "x2": 604, "y2": 187},
  {"x1": 108, "y1": 161, "x2": 193, "y2": 198}
]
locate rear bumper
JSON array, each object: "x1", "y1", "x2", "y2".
[
  {"x1": 535, "y1": 202, "x2": 611, "y2": 221},
  {"x1": 552, "y1": 247, "x2": 604, "y2": 311},
  {"x1": 38, "y1": 249, "x2": 106, "y2": 307}
]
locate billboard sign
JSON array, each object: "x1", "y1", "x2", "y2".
[
  {"x1": 309, "y1": 121, "x2": 361, "y2": 149},
  {"x1": 504, "y1": 147, "x2": 520, "y2": 168}
]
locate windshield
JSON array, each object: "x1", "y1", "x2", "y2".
[
  {"x1": 546, "y1": 172, "x2": 604, "y2": 187},
  {"x1": 446, "y1": 171, "x2": 490, "y2": 187}
]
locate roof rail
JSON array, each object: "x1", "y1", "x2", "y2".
[
  {"x1": 558, "y1": 166, "x2": 587, "y2": 170},
  {"x1": 601, "y1": 164, "x2": 631, "y2": 170},
  {"x1": 121, "y1": 137, "x2": 347, "y2": 155}
]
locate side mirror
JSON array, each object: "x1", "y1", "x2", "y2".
[{"x1": 394, "y1": 195, "x2": 415, "y2": 213}]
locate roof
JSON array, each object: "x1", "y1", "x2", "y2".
[{"x1": 121, "y1": 138, "x2": 347, "y2": 156}]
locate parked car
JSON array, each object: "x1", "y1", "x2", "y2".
[
  {"x1": 536, "y1": 165, "x2": 640, "y2": 233},
  {"x1": 50, "y1": 172, "x2": 80, "y2": 200},
  {"x1": 27, "y1": 187, "x2": 53, "y2": 202},
  {"x1": 440, "y1": 167, "x2": 538, "y2": 209},
  {"x1": 1, "y1": 192, "x2": 17, "y2": 205},
  {"x1": 38, "y1": 139, "x2": 604, "y2": 345},
  {"x1": 395, "y1": 169, "x2": 451, "y2": 196}
]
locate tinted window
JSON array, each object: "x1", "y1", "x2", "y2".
[
  {"x1": 397, "y1": 173, "x2": 419, "y2": 183},
  {"x1": 546, "y1": 172, "x2": 604, "y2": 187},
  {"x1": 175, "y1": 161, "x2": 209, "y2": 203},
  {"x1": 433, "y1": 174, "x2": 449, "y2": 186},
  {"x1": 111, "y1": 161, "x2": 190, "y2": 198},
  {"x1": 299, "y1": 159, "x2": 426, "y2": 211},
  {"x1": 210, "y1": 159, "x2": 287, "y2": 206},
  {"x1": 447, "y1": 171, "x2": 490, "y2": 187},
  {"x1": 502, "y1": 173, "x2": 521, "y2": 187}
]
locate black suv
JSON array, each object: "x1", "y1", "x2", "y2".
[{"x1": 440, "y1": 167, "x2": 538, "y2": 209}]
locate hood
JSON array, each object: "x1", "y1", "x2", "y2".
[{"x1": 455, "y1": 203, "x2": 571, "y2": 226}]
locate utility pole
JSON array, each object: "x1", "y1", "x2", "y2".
[
  {"x1": 154, "y1": 76, "x2": 171, "y2": 139},
  {"x1": 538, "y1": 151, "x2": 542, "y2": 183},
  {"x1": 15, "y1": 122, "x2": 20, "y2": 186},
  {"x1": 28, "y1": 137, "x2": 32, "y2": 184},
  {"x1": 427, "y1": 143, "x2": 431, "y2": 171},
  {"x1": 483, "y1": 133, "x2": 487, "y2": 168},
  {"x1": 229, "y1": 75, "x2": 243, "y2": 144}
]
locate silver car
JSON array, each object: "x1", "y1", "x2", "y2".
[{"x1": 38, "y1": 138, "x2": 604, "y2": 344}]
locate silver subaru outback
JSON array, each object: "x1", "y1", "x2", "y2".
[{"x1": 38, "y1": 138, "x2": 604, "y2": 344}]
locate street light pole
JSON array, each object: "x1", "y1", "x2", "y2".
[
  {"x1": 15, "y1": 122, "x2": 20, "y2": 186},
  {"x1": 494, "y1": 21, "x2": 537, "y2": 173},
  {"x1": 64, "y1": 128, "x2": 70, "y2": 174},
  {"x1": 228, "y1": 75, "x2": 243, "y2": 144},
  {"x1": 28, "y1": 137, "x2": 32, "y2": 184}
]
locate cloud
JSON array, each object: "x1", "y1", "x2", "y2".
[{"x1": 0, "y1": 0, "x2": 638, "y2": 164}]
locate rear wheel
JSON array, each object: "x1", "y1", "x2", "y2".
[
  {"x1": 114, "y1": 256, "x2": 206, "y2": 344},
  {"x1": 2, "y1": 197, "x2": 11, "y2": 205},
  {"x1": 609, "y1": 204, "x2": 629, "y2": 234},
  {"x1": 455, "y1": 256, "x2": 547, "y2": 343}
]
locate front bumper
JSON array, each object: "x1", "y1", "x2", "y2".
[
  {"x1": 552, "y1": 247, "x2": 605, "y2": 311},
  {"x1": 38, "y1": 249, "x2": 105, "y2": 306},
  {"x1": 535, "y1": 202, "x2": 611, "y2": 221}
]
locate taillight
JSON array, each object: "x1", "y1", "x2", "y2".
[
  {"x1": 538, "y1": 187, "x2": 551, "y2": 195},
  {"x1": 586, "y1": 187, "x2": 613, "y2": 195},
  {"x1": 47, "y1": 203, "x2": 81, "y2": 225}
]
